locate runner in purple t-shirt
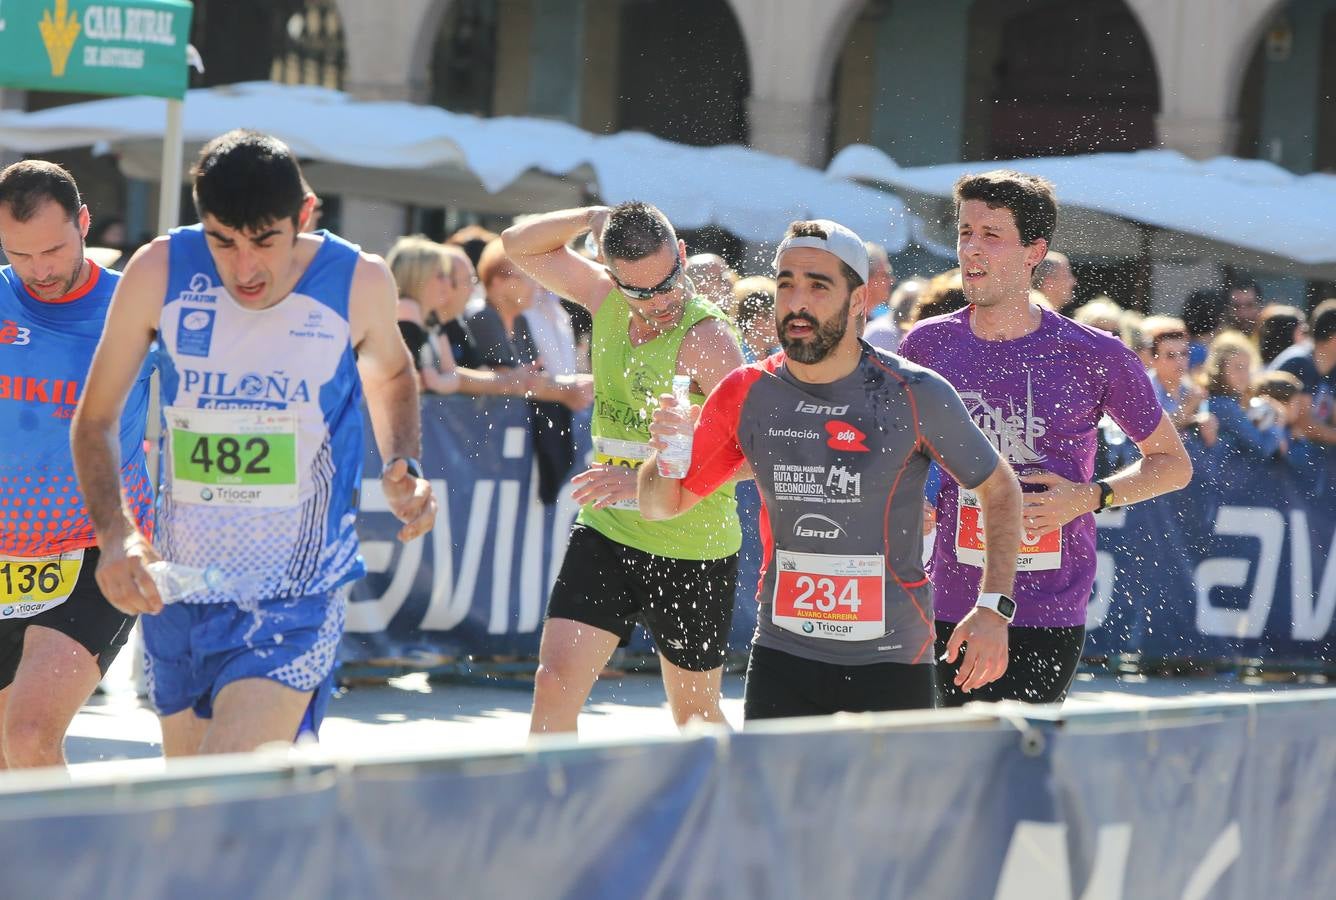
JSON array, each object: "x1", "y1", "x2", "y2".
[{"x1": 899, "y1": 170, "x2": 1194, "y2": 705}]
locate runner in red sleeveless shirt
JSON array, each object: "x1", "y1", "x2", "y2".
[{"x1": 640, "y1": 220, "x2": 1024, "y2": 719}]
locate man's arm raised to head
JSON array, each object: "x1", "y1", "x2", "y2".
[
  {"x1": 501, "y1": 207, "x2": 616, "y2": 313},
  {"x1": 349, "y1": 253, "x2": 437, "y2": 542},
  {"x1": 71, "y1": 239, "x2": 165, "y2": 549}
]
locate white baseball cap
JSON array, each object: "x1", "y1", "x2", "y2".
[{"x1": 772, "y1": 220, "x2": 869, "y2": 285}]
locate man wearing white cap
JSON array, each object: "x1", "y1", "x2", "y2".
[{"x1": 639, "y1": 220, "x2": 1022, "y2": 719}]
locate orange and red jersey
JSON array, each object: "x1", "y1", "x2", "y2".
[{"x1": 0, "y1": 262, "x2": 153, "y2": 556}]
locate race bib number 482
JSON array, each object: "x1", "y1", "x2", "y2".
[
  {"x1": 771, "y1": 550, "x2": 885, "y2": 641},
  {"x1": 167, "y1": 407, "x2": 299, "y2": 507}
]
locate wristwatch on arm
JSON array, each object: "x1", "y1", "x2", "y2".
[
  {"x1": 382, "y1": 456, "x2": 424, "y2": 480},
  {"x1": 1094, "y1": 479, "x2": 1115, "y2": 513},
  {"x1": 975, "y1": 592, "x2": 1016, "y2": 623}
]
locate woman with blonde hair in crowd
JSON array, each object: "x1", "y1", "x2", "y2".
[
  {"x1": 1200, "y1": 331, "x2": 1287, "y2": 459},
  {"x1": 907, "y1": 269, "x2": 969, "y2": 325},
  {"x1": 1120, "y1": 309, "x2": 1151, "y2": 366},
  {"x1": 387, "y1": 235, "x2": 532, "y2": 398},
  {"x1": 1071, "y1": 296, "x2": 1123, "y2": 335}
]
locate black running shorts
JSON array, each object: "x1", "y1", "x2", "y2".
[
  {"x1": 545, "y1": 525, "x2": 738, "y2": 672},
  {"x1": 0, "y1": 548, "x2": 134, "y2": 690},
  {"x1": 935, "y1": 620, "x2": 1086, "y2": 706},
  {"x1": 743, "y1": 643, "x2": 938, "y2": 721}
]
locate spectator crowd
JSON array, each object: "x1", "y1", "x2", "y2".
[{"x1": 390, "y1": 220, "x2": 1336, "y2": 505}]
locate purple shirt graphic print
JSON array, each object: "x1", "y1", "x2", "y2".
[{"x1": 900, "y1": 306, "x2": 1164, "y2": 627}]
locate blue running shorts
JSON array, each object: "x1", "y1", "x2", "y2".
[{"x1": 141, "y1": 588, "x2": 348, "y2": 739}]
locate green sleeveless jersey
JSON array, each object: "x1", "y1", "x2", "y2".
[{"x1": 578, "y1": 288, "x2": 741, "y2": 560}]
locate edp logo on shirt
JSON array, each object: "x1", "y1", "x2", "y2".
[{"x1": 824, "y1": 420, "x2": 869, "y2": 452}]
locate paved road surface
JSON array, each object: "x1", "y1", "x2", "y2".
[{"x1": 62, "y1": 653, "x2": 1327, "y2": 780}]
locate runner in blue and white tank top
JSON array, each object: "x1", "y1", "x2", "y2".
[
  {"x1": 154, "y1": 224, "x2": 364, "y2": 601},
  {"x1": 71, "y1": 131, "x2": 437, "y2": 756}
]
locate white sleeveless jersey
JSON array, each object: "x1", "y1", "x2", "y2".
[{"x1": 155, "y1": 225, "x2": 365, "y2": 602}]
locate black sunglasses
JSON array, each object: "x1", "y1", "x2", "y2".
[{"x1": 609, "y1": 254, "x2": 682, "y2": 300}]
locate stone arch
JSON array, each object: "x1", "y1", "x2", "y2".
[
  {"x1": 1231, "y1": 0, "x2": 1336, "y2": 170},
  {"x1": 726, "y1": 0, "x2": 865, "y2": 162},
  {"x1": 336, "y1": 0, "x2": 454, "y2": 101},
  {"x1": 963, "y1": 0, "x2": 1161, "y2": 160},
  {"x1": 614, "y1": 0, "x2": 752, "y2": 146},
  {"x1": 829, "y1": 0, "x2": 975, "y2": 165},
  {"x1": 428, "y1": 0, "x2": 500, "y2": 115},
  {"x1": 1124, "y1": 0, "x2": 1286, "y2": 157},
  {"x1": 726, "y1": 0, "x2": 864, "y2": 106}
]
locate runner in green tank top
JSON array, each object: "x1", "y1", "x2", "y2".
[
  {"x1": 503, "y1": 202, "x2": 745, "y2": 736},
  {"x1": 582, "y1": 288, "x2": 741, "y2": 559}
]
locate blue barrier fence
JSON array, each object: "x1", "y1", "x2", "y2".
[
  {"x1": 343, "y1": 395, "x2": 1336, "y2": 668},
  {"x1": 1088, "y1": 436, "x2": 1336, "y2": 665},
  {"x1": 6, "y1": 692, "x2": 1336, "y2": 898}
]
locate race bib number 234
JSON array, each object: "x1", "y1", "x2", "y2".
[{"x1": 771, "y1": 550, "x2": 885, "y2": 642}]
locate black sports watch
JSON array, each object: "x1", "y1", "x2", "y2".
[
  {"x1": 976, "y1": 592, "x2": 1016, "y2": 623},
  {"x1": 383, "y1": 456, "x2": 424, "y2": 480},
  {"x1": 1094, "y1": 479, "x2": 1115, "y2": 513}
]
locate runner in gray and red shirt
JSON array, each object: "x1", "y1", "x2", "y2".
[
  {"x1": 640, "y1": 220, "x2": 1024, "y2": 720},
  {"x1": 900, "y1": 170, "x2": 1194, "y2": 706}
]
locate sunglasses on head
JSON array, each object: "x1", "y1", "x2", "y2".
[{"x1": 609, "y1": 254, "x2": 682, "y2": 300}]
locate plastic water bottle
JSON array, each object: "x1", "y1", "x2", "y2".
[
  {"x1": 146, "y1": 560, "x2": 228, "y2": 604},
  {"x1": 657, "y1": 374, "x2": 694, "y2": 479}
]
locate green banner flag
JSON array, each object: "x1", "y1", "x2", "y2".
[{"x1": 0, "y1": 0, "x2": 193, "y2": 100}]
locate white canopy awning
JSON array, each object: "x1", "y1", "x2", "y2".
[
  {"x1": 0, "y1": 81, "x2": 908, "y2": 250},
  {"x1": 828, "y1": 144, "x2": 1336, "y2": 279}
]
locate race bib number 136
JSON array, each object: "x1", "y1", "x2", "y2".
[
  {"x1": 591, "y1": 436, "x2": 651, "y2": 511},
  {"x1": 0, "y1": 550, "x2": 83, "y2": 619}
]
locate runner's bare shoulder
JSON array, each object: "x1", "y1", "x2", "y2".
[
  {"x1": 681, "y1": 316, "x2": 745, "y2": 393},
  {"x1": 110, "y1": 237, "x2": 172, "y2": 329},
  {"x1": 346, "y1": 250, "x2": 399, "y2": 347}
]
